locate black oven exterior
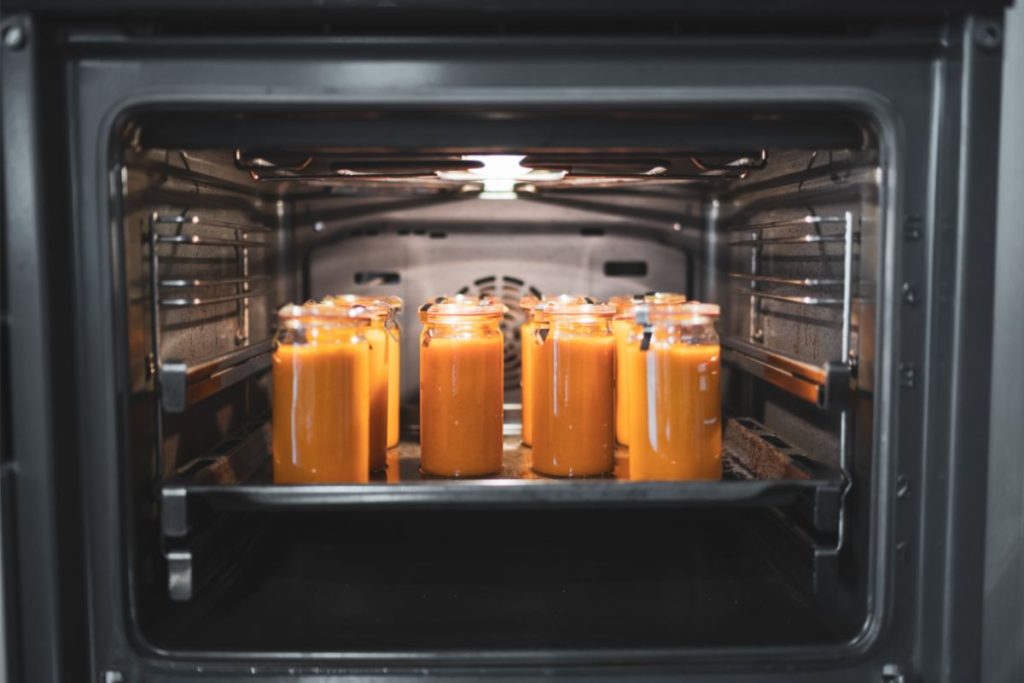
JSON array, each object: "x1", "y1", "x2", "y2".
[{"x1": 0, "y1": 2, "x2": 1012, "y2": 681}]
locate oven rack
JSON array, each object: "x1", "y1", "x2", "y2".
[
  {"x1": 720, "y1": 209, "x2": 858, "y2": 567},
  {"x1": 148, "y1": 212, "x2": 274, "y2": 415},
  {"x1": 159, "y1": 419, "x2": 844, "y2": 602},
  {"x1": 721, "y1": 336, "x2": 851, "y2": 410},
  {"x1": 720, "y1": 211, "x2": 856, "y2": 412}
]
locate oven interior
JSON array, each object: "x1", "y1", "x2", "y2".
[{"x1": 118, "y1": 108, "x2": 879, "y2": 656}]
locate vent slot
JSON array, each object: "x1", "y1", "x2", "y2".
[
  {"x1": 604, "y1": 260, "x2": 648, "y2": 277},
  {"x1": 354, "y1": 271, "x2": 401, "y2": 285}
]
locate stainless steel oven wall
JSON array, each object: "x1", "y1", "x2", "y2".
[
  {"x1": 715, "y1": 146, "x2": 879, "y2": 467},
  {"x1": 121, "y1": 147, "x2": 279, "y2": 481},
  {"x1": 712, "y1": 145, "x2": 881, "y2": 636},
  {"x1": 0, "y1": 6, "x2": 1006, "y2": 682}
]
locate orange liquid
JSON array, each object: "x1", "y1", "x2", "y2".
[
  {"x1": 272, "y1": 340, "x2": 370, "y2": 484},
  {"x1": 612, "y1": 318, "x2": 633, "y2": 446},
  {"x1": 520, "y1": 319, "x2": 536, "y2": 446},
  {"x1": 387, "y1": 325, "x2": 401, "y2": 448},
  {"x1": 365, "y1": 325, "x2": 389, "y2": 472},
  {"x1": 626, "y1": 342, "x2": 722, "y2": 480},
  {"x1": 532, "y1": 334, "x2": 615, "y2": 477},
  {"x1": 420, "y1": 333, "x2": 504, "y2": 476}
]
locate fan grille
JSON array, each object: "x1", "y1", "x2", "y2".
[{"x1": 457, "y1": 276, "x2": 542, "y2": 397}]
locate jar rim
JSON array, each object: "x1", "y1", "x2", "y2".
[
  {"x1": 323, "y1": 294, "x2": 402, "y2": 316},
  {"x1": 634, "y1": 301, "x2": 720, "y2": 324},
  {"x1": 420, "y1": 294, "x2": 507, "y2": 319},
  {"x1": 538, "y1": 302, "x2": 615, "y2": 319},
  {"x1": 277, "y1": 301, "x2": 383, "y2": 322},
  {"x1": 519, "y1": 294, "x2": 595, "y2": 312},
  {"x1": 610, "y1": 292, "x2": 687, "y2": 316}
]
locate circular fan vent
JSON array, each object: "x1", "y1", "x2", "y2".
[{"x1": 457, "y1": 276, "x2": 542, "y2": 396}]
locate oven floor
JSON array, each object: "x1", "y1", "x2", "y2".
[{"x1": 146, "y1": 507, "x2": 849, "y2": 653}]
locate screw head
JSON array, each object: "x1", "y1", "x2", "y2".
[
  {"x1": 3, "y1": 24, "x2": 26, "y2": 50},
  {"x1": 975, "y1": 21, "x2": 1002, "y2": 50},
  {"x1": 901, "y1": 282, "x2": 917, "y2": 305}
]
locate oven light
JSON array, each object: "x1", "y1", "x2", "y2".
[
  {"x1": 436, "y1": 154, "x2": 566, "y2": 199},
  {"x1": 466, "y1": 154, "x2": 530, "y2": 179}
]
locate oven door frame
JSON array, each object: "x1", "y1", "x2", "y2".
[{"x1": 2, "y1": 11, "x2": 1005, "y2": 682}]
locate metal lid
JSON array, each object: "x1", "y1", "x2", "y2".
[
  {"x1": 419, "y1": 294, "x2": 507, "y2": 319},
  {"x1": 324, "y1": 294, "x2": 403, "y2": 316},
  {"x1": 535, "y1": 301, "x2": 615, "y2": 322},
  {"x1": 277, "y1": 300, "x2": 383, "y2": 322},
  {"x1": 610, "y1": 292, "x2": 687, "y2": 317},
  {"x1": 634, "y1": 300, "x2": 719, "y2": 325}
]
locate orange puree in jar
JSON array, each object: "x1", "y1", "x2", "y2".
[
  {"x1": 531, "y1": 302, "x2": 616, "y2": 477},
  {"x1": 519, "y1": 294, "x2": 593, "y2": 447},
  {"x1": 609, "y1": 292, "x2": 686, "y2": 447},
  {"x1": 386, "y1": 319, "x2": 401, "y2": 448},
  {"x1": 363, "y1": 320, "x2": 389, "y2": 471},
  {"x1": 419, "y1": 296, "x2": 506, "y2": 477},
  {"x1": 272, "y1": 303, "x2": 371, "y2": 484},
  {"x1": 520, "y1": 314, "x2": 537, "y2": 445},
  {"x1": 626, "y1": 302, "x2": 721, "y2": 481},
  {"x1": 323, "y1": 295, "x2": 393, "y2": 471},
  {"x1": 325, "y1": 294, "x2": 403, "y2": 462}
]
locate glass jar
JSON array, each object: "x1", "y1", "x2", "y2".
[
  {"x1": 419, "y1": 295, "x2": 507, "y2": 477},
  {"x1": 609, "y1": 292, "x2": 687, "y2": 447},
  {"x1": 272, "y1": 302, "x2": 373, "y2": 484},
  {"x1": 625, "y1": 301, "x2": 721, "y2": 481},
  {"x1": 531, "y1": 302, "x2": 616, "y2": 477},
  {"x1": 323, "y1": 295, "x2": 394, "y2": 471},
  {"x1": 518, "y1": 294, "x2": 593, "y2": 447},
  {"x1": 325, "y1": 294, "x2": 401, "y2": 462}
]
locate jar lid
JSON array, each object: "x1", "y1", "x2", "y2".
[
  {"x1": 610, "y1": 292, "x2": 687, "y2": 318},
  {"x1": 324, "y1": 294, "x2": 402, "y2": 316},
  {"x1": 419, "y1": 294, "x2": 507, "y2": 320},
  {"x1": 519, "y1": 294, "x2": 595, "y2": 313},
  {"x1": 277, "y1": 300, "x2": 383, "y2": 322},
  {"x1": 536, "y1": 301, "x2": 615, "y2": 322},
  {"x1": 634, "y1": 300, "x2": 720, "y2": 325}
]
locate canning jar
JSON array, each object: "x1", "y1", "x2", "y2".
[
  {"x1": 609, "y1": 292, "x2": 686, "y2": 447},
  {"x1": 323, "y1": 295, "x2": 393, "y2": 471},
  {"x1": 325, "y1": 294, "x2": 401, "y2": 462},
  {"x1": 419, "y1": 295, "x2": 507, "y2": 477},
  {"x1": 625, "y1": 301, "x2": 721, "y2": 481},
  {"x1": 272, "y1": 302, "x2": 373, "y2": 484},
  {"x1": 518, "y1": 294, "x2": 593, "y2": 447},
  {"x1": 531, "y1": 302, "x2": 616, "y2": 477}
]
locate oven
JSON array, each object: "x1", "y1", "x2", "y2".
[{"x1": 0, "y1": 1, "x2": 1013, "y2": 681}]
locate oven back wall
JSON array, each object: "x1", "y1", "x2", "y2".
[{"x1": 305, "y1": 197, "x2": 695, "y2": 418}]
